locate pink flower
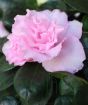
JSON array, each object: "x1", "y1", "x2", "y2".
[
  {"x1": 0, "y1": 21, "x2": 9, "y2": 38},
  {"x1": 2, "y1": 9, "x2": 86, "y2": 73}
]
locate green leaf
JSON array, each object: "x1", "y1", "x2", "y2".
[
  {"x1": 0, "y1": 86, "x2": 18, "y2": 100},
  {"x1": 64, "y1": 0, "x2": 88, "y2": 13},
  {"x1": 81, "y1": 32, "x2": 88, "y2": 58},
  {"x1": 54, "y1": 96, "x2": 73, "y2": 105},
  {"x1": 54, "y1": 73, "x2": 88, "y2": 105},
  {"x1": 14, "y1": 0, "x2": 37, "y2": 9},
  {"x1": 82, "y1": 33, "x2": 88, "y2": 49},
  {"x1": 14, "y1": 63, "x2": 52, "y2": 105},
  {"x1": 51, "y1": 71, "x2": 72, "y2": 79},
  {"x1": 83, "y1": 64, "x2": 88, "y2": 80},
  {"x1": 25, "y1": 0, "x2": 37, "y2": 9},
  {"x1": 0, "y1": 96, "x2": 18, "y2": 105},
  {"x1": 0, "y1": 0, "x2": 25, "y2": 26},
  {"x1": 0, "y1": 37, "x2": 7, "y2": 52},
  {"x1": 39, "y1": 0, "x2": 67, "y2": 11},
  {"x1": 0, "y1": 70, "x2": 16, "y2": 91},
  {"x1": 0, "y1": 0, "x2": 37, "y2": 27},
  {"x1": 74, "y1": 84, "x2": 88, "y2": 105},
  {"x1": 0, "y1": 9, "x2": 3, "y2": 19},
  {"x1": 82, "y1": 16, "x2": 88, "y2": 32},
  {"x1": 59, "y1": 75, "x2": 88, "y2": 96},
  {"x1": 0, "y1": 55, "x2": 15, "y2": 72},
  {"x1": 49, "y1": 68, "x2": 88, "y2": 105}
]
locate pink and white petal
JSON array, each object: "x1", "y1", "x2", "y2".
[
  {"x1": 12, "y1": 15, "x2": 28, "y2": 35},
  {"x1": 26, "y1": 9, "x2": 37, "y2": 17},
  {"x1": 66, "y1": 20, "x2": 82, "y2": 39},
  {"x1": 42, "y1": 36, "x2": 86, "y2": 73},
  {"x1": 27, "y1": 9, "x2": 50, "y2": 22},
  {"x1": 47, "y1": 43, "x2": 62, "y2": 58},
  {"x1": 2, "y1": 41, "x2": 26, "y2": 66},
  {"x1": 51, "y1": 9, "x2": 68, "y2": 26},
  {"x1": 41, "y1": 10, "x2": 51, "y2": 17},
  {"x1": 23, "y1": 49, "x2": 49, "y2": 63},
  {"x1": 0, "y1": 21, "x2": 9, "y2": 38},
  {"x1": 24, "y1": 43, "x2": 62, "y2": 63}
]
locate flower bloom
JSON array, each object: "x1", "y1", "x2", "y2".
[
  {"x1": 0, "y1": 21, "x2": 9, "y2": 38},
  {"x1": 2, "y1": 9, "x2": 86, "y2": 73}
]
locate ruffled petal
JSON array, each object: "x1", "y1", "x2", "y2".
[
  {"x1": 0, "y1": 21, "x2": 9, "y2": 38},
  {"x1": 66, "y1": 20, "x2": 82, "y2": 39},
  {"x1": 51, "y1": 9, "x2": 68, "y2": 26},
  {"x1": 42, "y1": 36, "x2": 86, "y2": 73}
]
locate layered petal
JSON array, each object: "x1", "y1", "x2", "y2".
[
  {"x1": 42, "y1": 36, "x2": 86, "y2": 73},
  {"x1": 23, "y1": 42, "x2": 62, "y2": 63},
  {"x1": 0, "y1": 21, "x2": 9, "y2": 38},
  {"x1": 66, "y1": 20, "x2": 82, "y2": 39},
  {"x1": 51, "y1": 9, "x2": 68, "y2": 26}
]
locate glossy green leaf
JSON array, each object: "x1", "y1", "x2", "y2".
[
  {"x1": 81, "y1": 32, "x2": 88, "y2": 58},
  {"x1": 54, "y1": 74, "x2": 88, "y2": 105},
  {"x1": 14, "y1": 0, "x2": 37, "y2": 9},
  {"x1": 54, "y1": 96, "x2": 73, "y2": 105},
  {"x1": 0, "y1": 9, "x2": 3, "y2": 19},
  {"x1": 74, "y1": 84, "x2": 88, "y2": 105},
  {"x1": 59, "y1": 75, "x2": 88, "y2": 96},
  {"x1": 0, "y1": 55, "x2": 15, "y2": 72},
  {"x1": 82, "y1": 33, "x2": 88, "y2": 49},
  {"x1": 0, "y1": 86, "x2": 18, "y2": 101},
  {"x1": 0, "y1": 0, "x2": 37, "y2": 27},
  {"x1": 0, "y1": 96, "x2": 18, "y2": 105},
  {"x1": 39, "y1": 0, "x2": 67, "y2": 11},
  {"x1": 14, "y1": 63, "x2": 52, "y2": 105},
  {"x1": 82, "y1": 16, "x2": 88, "y2": 31},
  {"x1": 0, "y1": 37, "x2": 7, "y2": 52},
  {"x1": 51, "y1": 71, "x2": 72, "y2": 79},
  {"x1": 83, "y1": 63, "x2": 88, "y2": 80},
  {"x1": 0, "y1": 70, "x2": 16, "y2": 91},
  {"x1": 0, "y1": 0, "x2": 25, "y2": 26},
  {"x1": 64, "y1": 0, "x2": 88, "y2": 13}
]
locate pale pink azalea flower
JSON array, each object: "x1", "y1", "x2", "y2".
[
  {"x1": 2, "y1": 9, "x2": 86, "y2": 73},
  {"x1": 0, "y1": 21, "x2": 9, "y2": 38}
]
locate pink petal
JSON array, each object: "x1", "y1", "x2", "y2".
[
  {"x1": 42, "y1": 36, "x2": 86, "y2": 73},
  {"x1": 0, "y1": 21, "x2": 9, "y2": 38},
  {"x1": 24, "y1": 43, "x2": 62, "y2": 63},
  {"x1": 47, "y1": 43, "x2": 62, "y2": 58},
  {"x1": 41, "y1": 10, "x2": 51, "y2": 17},
  {"x1": 51, "y1": 9, "x2": 68, "y2": 26},
  {"x1": 66, "y1": 20, "x2": 82, "y2": 39}
]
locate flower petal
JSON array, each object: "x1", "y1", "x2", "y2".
[
  {"x1": 24, "y1": 43, "x2": 62, "y2": 63},
  {"x1": 0, "y1": 21, "x2": 9, "y2": 38},
  {"x1": 51, "y1": 9, "x2": 68, "y2": 26},
  {"x1": 42, "y1": 36, "x2": 86, "y2": 73},
  {"x1": 66, "y1": 20, "x2": 82, "y2": 39},
  {"x1": 47, "y1": 43, "x2": 62, "y2": 58}
]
